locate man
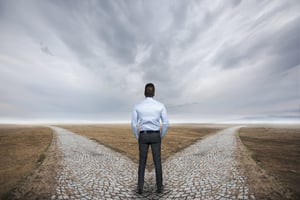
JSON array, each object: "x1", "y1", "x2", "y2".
[{"x1": 131, "y1": 83, "x2": 169, "y2": 194}]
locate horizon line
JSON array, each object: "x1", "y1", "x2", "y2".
[{"x1": 0, "y1": 119, "x2": 299, "y2": 125}]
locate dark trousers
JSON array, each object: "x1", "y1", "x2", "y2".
[{"x1": 138, "y1": 132, "x2": 162, "y2": 190}]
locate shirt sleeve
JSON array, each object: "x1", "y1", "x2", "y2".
[
  {"x1": 160, "y1": 105, "x2": 169, "y2": 138},
  {"x1": 131, "y1": 107, "x2": 139, "y2": 139}
]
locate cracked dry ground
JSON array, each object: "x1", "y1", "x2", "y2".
[{"x1": 48, "y1": 126, "x2": 255, "y2": 200}]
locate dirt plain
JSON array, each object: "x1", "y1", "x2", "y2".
[
  {"x1": 0, "y1": 125, "x2": 57, "y2": 200},
  {"x1": 238, "y1": 125, "x2": 300, "y2": 200}
]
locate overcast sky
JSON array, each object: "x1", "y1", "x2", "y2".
[{"x1": 0, "y1": 0, "x2": 299, "y2": 123}]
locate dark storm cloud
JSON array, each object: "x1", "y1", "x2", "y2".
[
  {"x1": 216, "y1": 17, "x2": 299, "y2": 71},
  {"x1": 40, "y1": 42, "x2": 54, "y2": 56},
  {"x1": 269, "y1": 18, "x2": 299, "y2": 71},
  {"x1": 37, "y1": 1, "x2": 146, "y2": 66},
  {"x1": 0, "y1": 0, "x2": 299, "y2": 122}
]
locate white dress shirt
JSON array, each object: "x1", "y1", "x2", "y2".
[{"x1": 131, "y1": 97, "x2": 169, "y2": 139}]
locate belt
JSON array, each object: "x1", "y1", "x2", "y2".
[{"x1": 140, "y1": 130, "x2": 160, "y2": 134}]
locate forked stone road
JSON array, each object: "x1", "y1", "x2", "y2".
[{"x1": 50, "y1": 127, "x2": 255, "y2": 200}]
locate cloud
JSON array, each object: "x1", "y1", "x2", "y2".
[
  {"x1": 0, "y1": 0, "x2": 299, "y2": 122},
  {"x1": 40, "y1": 42, "x2": 54, "y2": 56}
]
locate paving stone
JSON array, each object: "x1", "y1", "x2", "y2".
[{"x1": 50, "y1": 126, "x2": 255, "y2": 199}]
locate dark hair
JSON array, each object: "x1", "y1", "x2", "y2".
[{"x1": 144, "y1": 83, "x2": 155, "y2": 97}]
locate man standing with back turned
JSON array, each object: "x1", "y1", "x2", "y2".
[{"x1": 131, "y1": 83, "x2": 169, "y2": 194}]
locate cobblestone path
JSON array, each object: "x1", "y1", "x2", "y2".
[
  {"x1": 50, "y1": 126, "x2": 255, "y2": 200},
  {"x1": 161, "y1": 127, "x2": 255, "y2": 200}
]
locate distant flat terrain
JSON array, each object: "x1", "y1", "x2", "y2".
[{"x1": 0, "y1": 125, "x2": 53, "y2": 199}]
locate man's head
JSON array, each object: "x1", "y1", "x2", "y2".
[{"x1": 144, "y1": 83, "x2": 155, "y2": 97}]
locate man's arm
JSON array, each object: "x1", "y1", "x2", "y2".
[
  {"x1": 131, "y1": 108, "x2": 139, "y2": 139},
  {"x1": 160, "y1": 105, "x2": 169, "y2": 138}
]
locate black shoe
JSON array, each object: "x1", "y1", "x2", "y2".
[
  {"x1": 156, "y1": 187, "x2": 162, "y2": 193},
  {"x1": 137, "y1": 188, "x2": 143, "y2": 194}
]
